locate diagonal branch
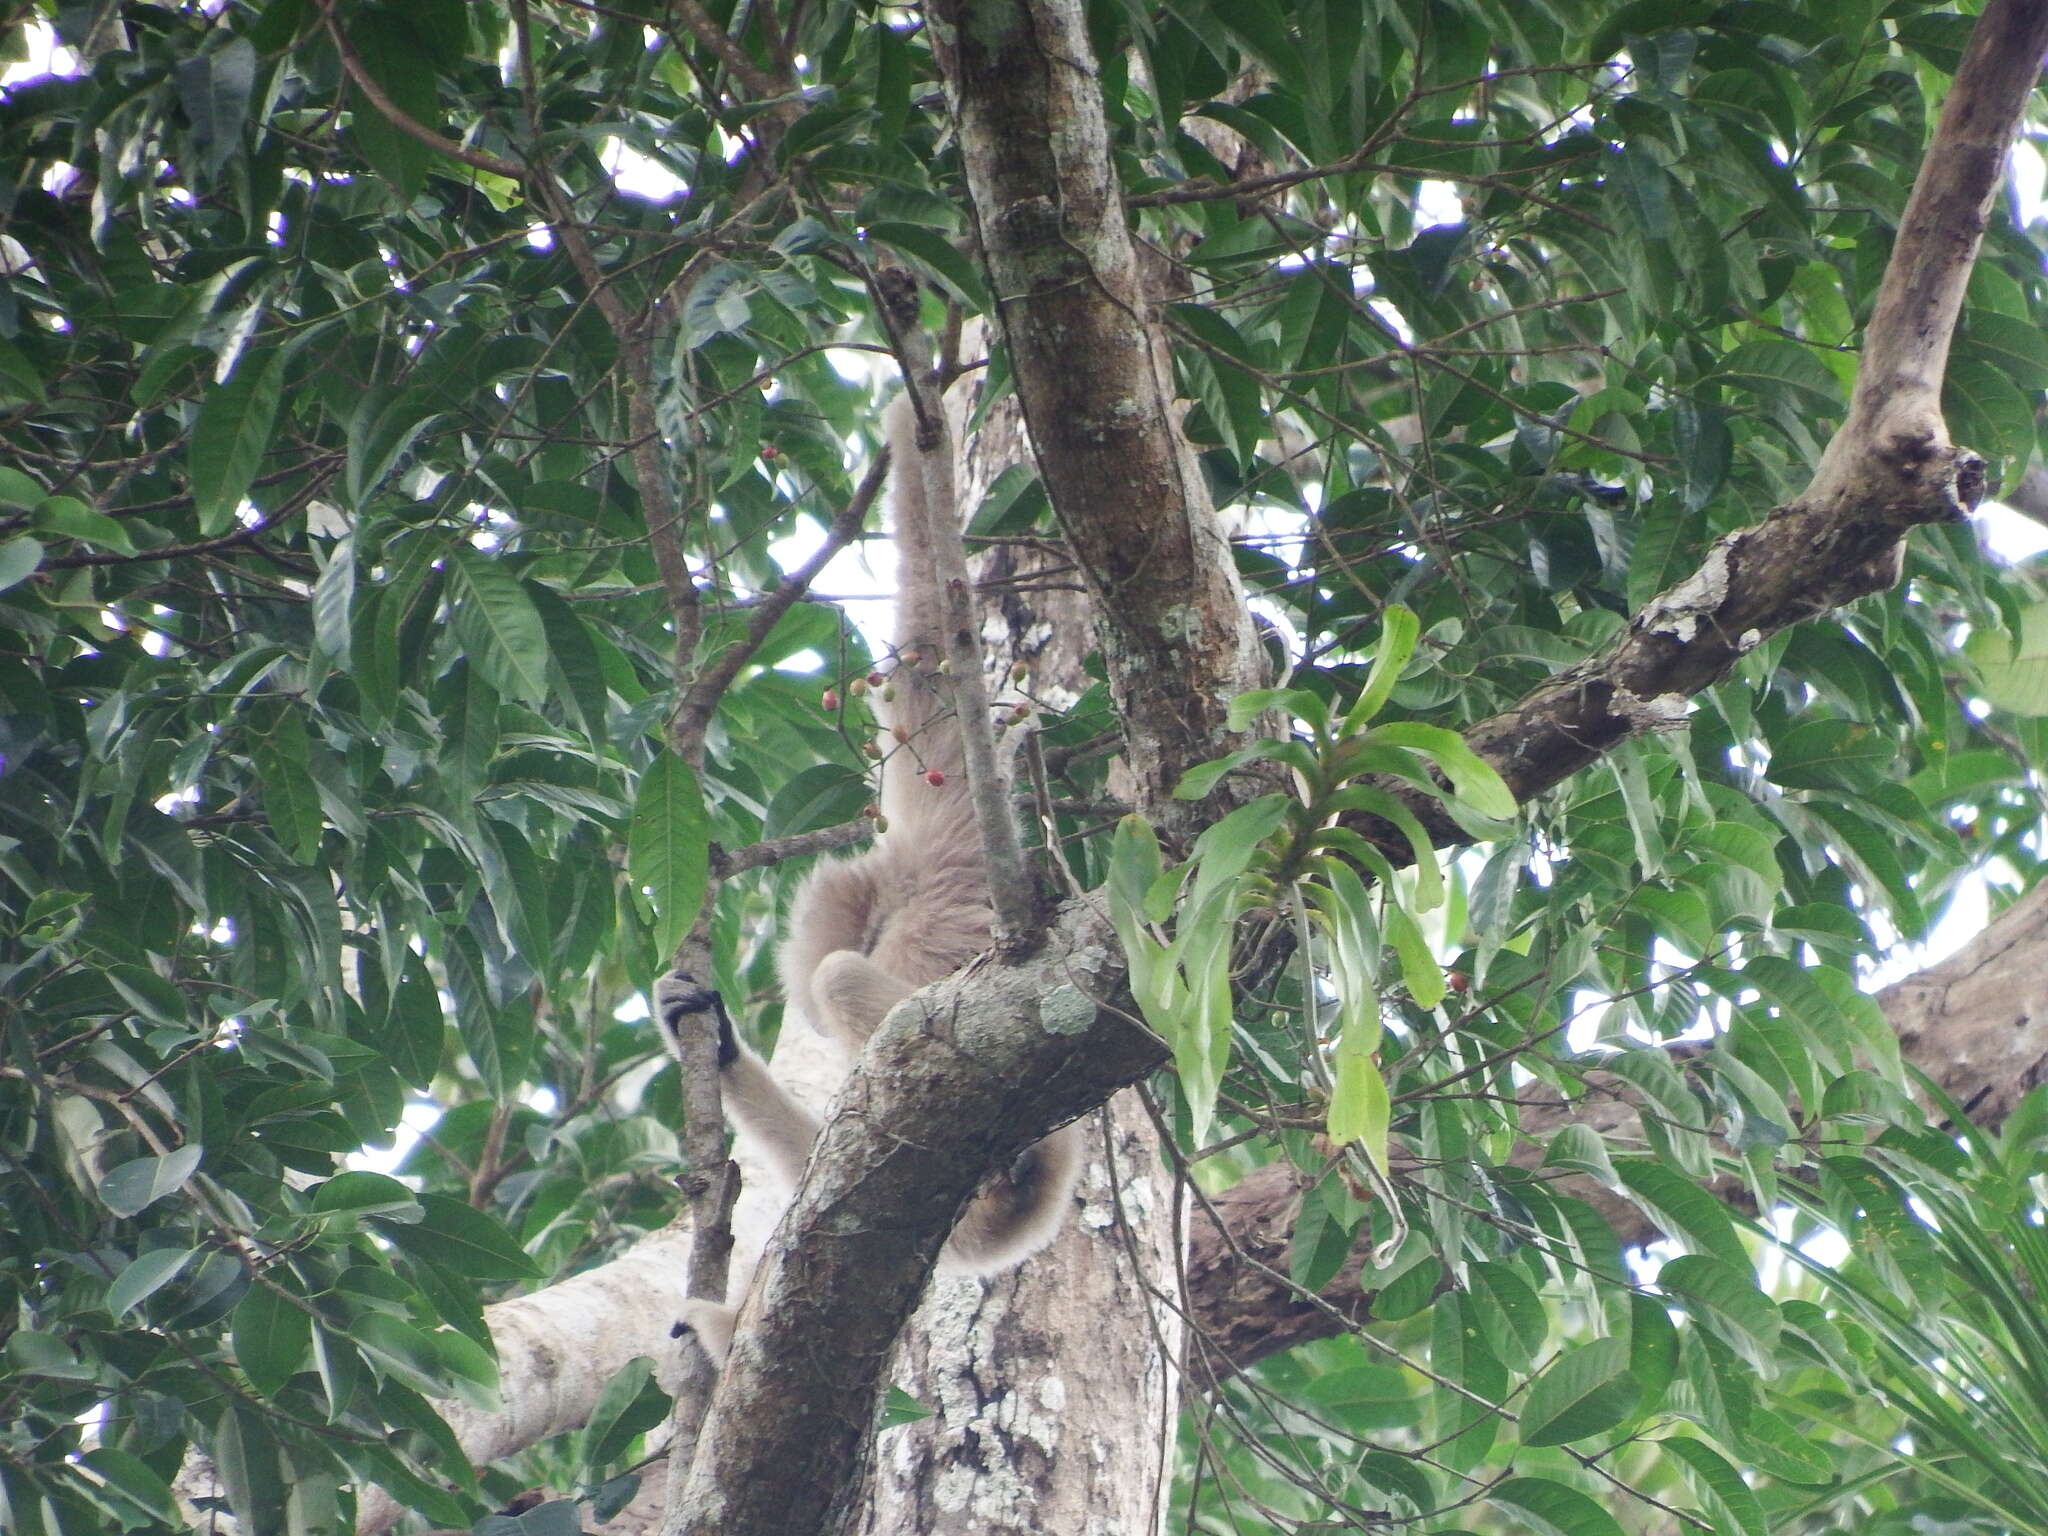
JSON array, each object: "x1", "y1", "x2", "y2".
[
  {"x1": 670, "y1": 900, "x2": 1165, "y2": 1536},
  {"x1": 669, "y1": 453, "x2": 890, "y2": 763},
  {"x1": 1352, "y1": 0, "x2": 2048, "y2": 857},
  {"x1": 319, "y1": 2, "x2": 528, "y2": 182}
]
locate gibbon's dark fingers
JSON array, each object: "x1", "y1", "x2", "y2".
[{"x1": 655, "y1": 972, "x2": 822, "y2": 1197}]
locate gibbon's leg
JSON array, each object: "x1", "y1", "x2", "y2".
[
  {"x1": 777, "y1": 856, "x2": 888, "y2": 1038},
  {"x1": 653, "y1": 971, "x2": 820, "y2": 1191},
  {"x1": 944, "y1": 1121, "x2": 1086, "y2": 1273},
  {"x1": 809, "y1": 947, "x2": 917, "y2": 1048}
]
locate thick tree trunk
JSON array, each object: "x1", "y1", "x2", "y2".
[
  {"x1": 858, "y1": 1091, "x2": 1177, "y2": 1536},
  {"x1": 845, "y1": 369, "x2": 1181, "y2": 1536}
]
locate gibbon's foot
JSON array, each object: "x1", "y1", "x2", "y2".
[
  {"x1": 654, "y1": 971, "x2": 739, "y2": 1068},
  {"x1": 670, "y1": 1300, "x2": 736, "y2": 1365}
]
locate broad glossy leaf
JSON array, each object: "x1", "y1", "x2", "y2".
[
  {"x1": 1518, "y1": 1335, "x2": 1640, "y2": 1447},
  {"x1": 106, "y1": 1247, "x2": 198, "y2": 1319},
  {"x1": 448, "y1": 548, "x2": 552, "y2": 709},
  {"x1": 1490, "y1": 1476, "x2": 1628, "y2": 1536},
  {"x1": 232, "y1": 1277, "x2": 311, "y2": 1396},
  {"x1": 99, "y1": 1145, "x2": 205, "y2": 1217},
  {"x1": 190, "y1": 351, "x2": 285, "y2": 535},
  {"x1": 628, "y1": 752, "x2": 711, "y2": 965}
]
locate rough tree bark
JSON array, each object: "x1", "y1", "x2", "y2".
[
  {"x1": 668, "y1": 900, "x2": 1167, "y2": 1536},
  {"x1": 851, "y1": 375, "x2": 1182, "y2": 1536},
  {"x1": 927, "y1": 0, "x2": 1271, "y2": 843}
]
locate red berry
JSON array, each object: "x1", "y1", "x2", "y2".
[
  {"x1": 760, "y1": 443, "x2": 780, "y2": 459},
  {"x1": 1446, "y1": 970, "x2": 1471, "y2": 995},
  {"x1": 924, "y1": 769, "x2": 946, "y2": 788},
  {"x1": 867, "y1": 672, "x2": 885, "y2": 687},
  {"x1": 821, "y1": 688, "x2": 840, "y2": 711}
]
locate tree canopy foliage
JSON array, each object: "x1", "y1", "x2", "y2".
[{"x1": 5, "y1": 0, "x2": 2048, "y2": 1533}]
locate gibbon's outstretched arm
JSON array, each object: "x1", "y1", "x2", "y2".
[{"x1": 656, "y1": 390, "x2": 1082, "y2": 1364}]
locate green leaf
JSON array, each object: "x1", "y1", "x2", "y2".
[
  {"x1": 106, "y1": 1247, "x2": 198, "y2": 1318},
  {"x1": 352, "y1": 1314, "x2": 458, "y2": 1398},
  {"x1": 879, "y1": 1384, "x2": 934, "y2": 1429},
  {"x1": 233, "y1": 1279, "x2": 312, "y2": 1396},
  {"x1": 764, "y1": 762, "x2": 872, "y2": 838},
  {"x1": 311, "y1": 1170, "x2": 425, "y2": 1223},
  {"x1": 1490, "y1": 1475, "x2": 1628, "y2": 1536},
  {"x1": 347, "y1": 14, "x2": 439, "y2": 198},
  {"x1": 190, "y1": 351, "x2": 285, "y2": 536},
  {"x1": 311, "y1": 534, "x2": 357, "y2": 667},
  {"x1": 0, "y1": 536, "x2": 44, "y2": 593},
  {"x1": 1326, "y1": 1050, "x2": 1389, "y2": 1164},
  {"x1": 1657, "y1": 1254, "x2": 1781, "y2": 1374},
  {"x1": 1614, "y1": 1159, "x2": 1749, "y2": 1272},
  {"x1": 253, "y1": 712, "x2": 324, "y2": 864},
  {"x1": 582, "y1": 1358, "x2": 671, "y2": 1469},
  {"x1": 1765, "y1": 717, "x2": 1892, "y2": 790},
  {"x1": 99, "y1": 1145, "x2": 205, "y2": 1217},
  {"x1": 629, "y1": 752, "x2": 711, "y2": 964},
  {"x1": 1967, "y1": 600, "x2": 2048, "y2": 716},
  {"x1": 1660, "y1": 1436, "x2": 1768, "y2": 1536},
  {"x1": 1518, "y1": 1335, "x2": 1641, "y2": 1447},
  {"x1": 1383, "y1": 901, "x2": 1443, "y2": 1009},
  {"x1": 173, "y1": 37, "x2": 258, "y2": 177},
  {"x1": 1470, "y1": 1260, "x2": 1547, "y2": 1371},
  {"x1": 33, "y1": 496, "x2": 134, "y2": 553},
  {"x1": 1340, "y1": 604, "x2": 1421, "y2": 733},
  {"x1": 1710, "y1": 338, "x2": 1844, "y2": 416},
  {"x1": 1432, "y1": 1292, "x2": 1506, "y2": 1470},
  {"x1": 108, "y1": 964, "x2": 191, "y2": 1027},
  {"x1": 1357, "y1": 722, "x2": 1517, "y2": 818},
  {"x1": 447, "y1": 548, "x2": 552, "y2": 709},
  {"x1": 78, "y1": 1447, "x2": 180, "y2": 1526},
  {"x1": 345, "y1": 385, "x2": 446, "y2": 508},
  {"x1": 0, "y1": 332, "x2": 46, "y2": 404},
  {"x1": 863, "y1": 222, "x2": 990, "y2": 312},
  {"x1": 1627, "y1": 1291, "x2": 1680, "y2": 1409},
  {"x1": 379, "y1": 1194, "x2": 540, "y2": 1281}
]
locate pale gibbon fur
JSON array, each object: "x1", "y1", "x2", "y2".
[{"x1": 655, "y1": 389, "x2": 1083, "y2": 1363}]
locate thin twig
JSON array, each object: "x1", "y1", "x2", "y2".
[{"x1": 671, "y1": 452, "x2": 889, "y2": 760}]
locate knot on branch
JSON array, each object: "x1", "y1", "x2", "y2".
[{"x1": 1951, "y1": 447, "x2": 1988, "y2": 518}]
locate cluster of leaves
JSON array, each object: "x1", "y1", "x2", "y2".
[{"x1": 0, "y1": 0, "x2": 2046, "y2": 1533}]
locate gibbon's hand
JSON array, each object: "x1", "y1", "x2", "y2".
[{"x1": 654, "y1": 970, "x2": 739, "y2": 1069}]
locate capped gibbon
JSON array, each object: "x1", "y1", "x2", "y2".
[{"x1": 655, "y1": 388, "x2": 1082, "y2": 1363}]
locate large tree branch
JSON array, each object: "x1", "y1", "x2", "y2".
[
  {"x1": 928, "y1": 0, "x2": 1269, "y2": 839},
  {"x1": 669, "y1": 900, "x2": 1165, "y2": 1536},
  {"x1": 1359, "y1": 0, "x2": 2048, "y2": 854},
  {"x1": 311, "y1": 880, "x2": 2048, "y2": 1532}
]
